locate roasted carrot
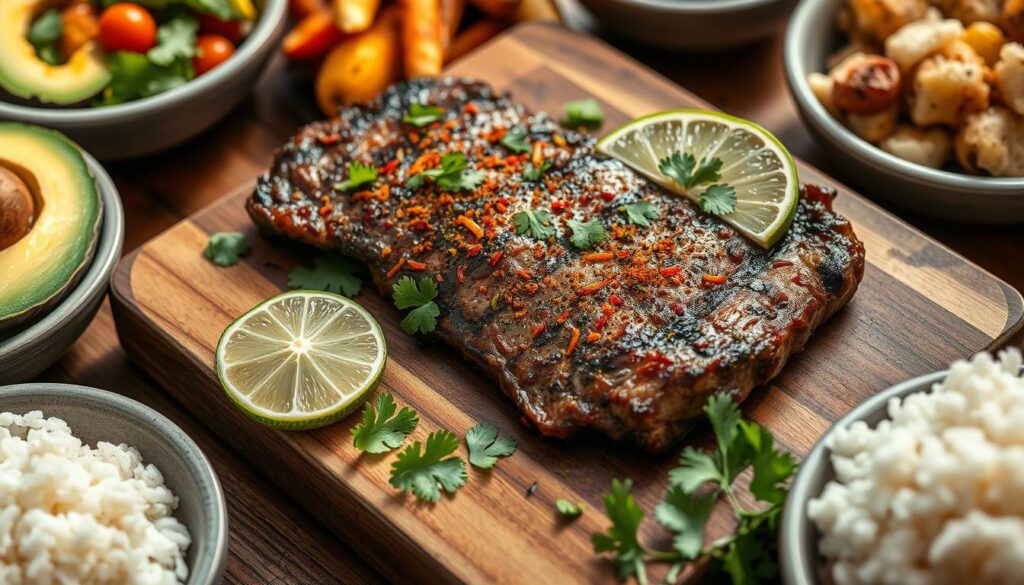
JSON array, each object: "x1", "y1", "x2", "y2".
[
  {"x1": 284, "y1": 10, "x2": 346, "y2": 60},
  {"x1": 315, "y1": 6, "x2": 401, "y2": 114},
  {"x1": 401, "y1": 0, "x2": 444, "y2": 77},
  {"x1": 439, "y1": 0, "x2": 464, "y2": 49},
  {"x1": 445, "y1": 19, "x2": 504, "y2": 63},
  {"x1": 332, "y1": 0, "x2": 379, "y2": 33}
]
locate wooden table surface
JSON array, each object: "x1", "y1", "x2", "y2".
[{"x1": 30, "y1": 4, "x2": 1023, "y2": 584}]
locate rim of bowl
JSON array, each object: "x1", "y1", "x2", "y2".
[
  {"x1": 0, "y1": 382, "x2": 229, "y2": 584},
  {"x1": 784, "y1": 0, "x2": 1024, "y2": 195},
  {"x1": 0, "y1": 0, "x2": 287, "y2": 125},
  {"x1": 593, "y1": 0, "x2": 779, "y2": 12},
  {"x1": 779, "y1": 368, "x2": 951, "y2": 585},
  {"x1": 0, "y1": 150, "x2": 124, "y2": 356}
]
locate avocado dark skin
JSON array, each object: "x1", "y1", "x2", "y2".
[{"x1": 0, "y1": 164, "x2": 34, "y2": 251}]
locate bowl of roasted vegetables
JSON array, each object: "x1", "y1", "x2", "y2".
[
  {"x1": 785, "y1": 0, "x2": 1024, "y2": 223},
  {"x1": 0, "y1": 0, "x2": 287, "y2": 160}
]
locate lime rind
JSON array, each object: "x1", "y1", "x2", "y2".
[
  {"x1": 216, "y1": 290, "x2": 387, "y2": 430},
  {"x1": 596, "y1": 109, "x2": 799, "y2": 249}
]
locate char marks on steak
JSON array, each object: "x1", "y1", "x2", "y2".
[{"x1": 248, "y1": 78, "x2": 865, "y2": 451}]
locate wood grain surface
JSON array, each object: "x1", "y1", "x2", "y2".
[{"x1": 106, "y1": 23, "x2": 1024, "y2": 585}]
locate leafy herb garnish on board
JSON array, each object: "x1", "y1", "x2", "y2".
[
  {"x1": 205, "y1": 232, "x2": 249, "y2": 266},
  {"x1": 466, "y1": 422, "x2": 517, "y2": 469},
  {"x1": 288, "y1": 255, "x2": 363, "y2": 297},
  {"x1": 389, "y1": 430, "x2": 467, "y2": 502},
  {"x1": 352, "y1": 393, "x2": 419, "y2": 454}
]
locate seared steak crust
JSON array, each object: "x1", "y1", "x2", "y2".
[{"x1": 248, "y1": 78, "x2": 865, "y2": 451}]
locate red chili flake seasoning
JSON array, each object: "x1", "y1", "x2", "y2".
[
  {"x1": 465, "y1": 102, "x2": 478, "y2": 115},
  {"x1": 556, "y1": 310, "x2": 571, "y2": 324},
  {"x1": 601, "y1": 303, "x2": 614, "y2": 316},
  {"x1": 456, "y1": 264, "x2": 466, "y2": 284},
  {"x1": 319, "y1": 134, "x2": 340, "y2": 145},
  {"x1": 489, "y1": 251, "x2": 503, "y2": 266},
  {"x1": 379, "y1": 160, "x2": 399, "y2": 175},
  {"x1": 385, "y1": 258, "x2": 406, "y2": 278},
  {"x1": 660, "y1": 266, "x2": 682, "y2": 277},
  {"x1": 567, "y1": 327, "x2": 581, "y2": 355},
  {"x1": 516, "y1": 269, "x2": 532, "y2": 281},
  {"x1": 407, "y1": 260, "x2": 427, "y2": 271},
  {"x1": 772, "y1": 260, "x2": 794, "y2": 269},
  {"x1": 609, "y1": 294, "x2": 623, "y2": 306},
  {"x1": 703, "y1": 274, "x2": 727, "y2": 285},
  {"x1": 550, "y1": 200, "x2": 570, "y2": 212},
  {"x1": 531, "y1": 322, "x2": 546, "y2": 338},
  {"x1": 599, "y1": 192, "x2": 616, "y2": 201},
  {"x1": 594, "y1": 315, "x2": 609, "y2": 330},
  {"x1": 296, "y1": 207, "x2": 311, "y2": 218},
  {"x1": 670, "y1": 303, "x2": 684, "y2": 314},
  {"x1": 611, "y1": 326, "x2": 627, "y2": 340},
  {"x1": 467, "y1": 244, "x2": 483, "y2": 257}
]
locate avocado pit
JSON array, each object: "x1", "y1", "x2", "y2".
[{"x1": 0, "y1": 163, "x2": 35, "y2": 251}]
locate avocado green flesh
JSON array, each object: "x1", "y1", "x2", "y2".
[
  {"x1": 0, "y1": 0, "x2": 111, "y2": 104},
  {"x1": 0, "y1": 123, "x2": 101, "y2": 329}
]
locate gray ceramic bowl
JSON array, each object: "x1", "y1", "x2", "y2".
[
  {"x1": 0, "y1": 151, "x2": 124, "y2": 384},
  {"x1": 785, "y1": 0, "x2": 1024, "y2": 223},
  {"x1": 0, "y1": 383, "x2": 228, "y2": 585},
  {"x1": 578, "y1": 0, "x2": 797, "y2": 51},
  {"x1": 0, "y1": 0, "x2": 286, "y2": 160}
]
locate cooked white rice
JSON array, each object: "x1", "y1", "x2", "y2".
[
  {"x1": 0, "y1": 411, "x2": 191, "y2": 585},
  {"x1": 809, "y1": 348, "x2": 1024, "y2": 585}
]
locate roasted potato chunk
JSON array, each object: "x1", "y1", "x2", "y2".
[
  {"x1": 831, "y1": 53, "x2": 901, "y2": 113},
  {"x1": 961, "y1": 21, "x2": 1006, "y2": 66},
  {"x1": 1005, "y1": 0, "x2": 1024, "y2": 42},
  {"x1": 808, "y1": 72, "x2": 842, "y2": 117},
  {"x1": 847, "y1": 104, "x2": 899, "y2": 141},
  {"x1": 931, "y1": 0, "x2": 1001, "y2": 25},
  {"x1": 995, "y1": 42, "x2": 1024, "y2": 116},
  {"x1": 884, "y1": 8, "x2": 964, "y2": 72},
  {"x1": 879, "y1": 124, "x2": 953, "y2": 167},
  {"x1": 955, "y1": 106, "x2": 1024, "y2": 175},
  {"x1": 848, "y1": 0, "x2": 929, "y2": 43},
  {"x1": 909, "y1": 52, "x2": 990, "y2": 126}
]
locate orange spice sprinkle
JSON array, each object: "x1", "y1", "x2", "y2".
[
  {"x1": 660, "y1": 266, "x2": 682, "y2": 277},
  {"x1": 703, "y1": 274, "x2": 727, "y2": 285},
  {"x1": 609, "y1": 294, "x2": 623, "y2": 306},
  {"x1": 380, "y1": 246, "x2": 392, "y2": 259},
  {"x1": 556, "y1": 310, "x2": 571, "y2": 324},
  {"x1": 467, "y1": 244, "x2": 482, "y2": 257},
  {"x1": 407, "y1": 260, "x2": 427, "y2": 271},
  {"x1": 583, "y1": 252, "x2": 614, "y2": 263},
  {"x1": 531, "y1": 323, "x2": 546, "y2": 338},
  {"x1": 586, "y1": 332, "x2": 601, "y2": 343},
  {"x1": 601, "y1": 303, "x2": 614, "y2": 315},
  {"x1": 552, "y1": 134, "x2": 566, "y2": 147},
  {"x1": 489, "y1": 251, "x2": 503, "y2": 266},
  {"x1": 456, "y1": 215, "x2": 484, "y2": 239},
  {"x1": 531, "y1": 141, "x2": 544, "y2": 167},
  {"x1": 516, "y1": 269, "x2": 532, "y2": 280},
  {"x1": 611, "y1": 326, "x2": 627, "y2": 340},
  {"x1": 567, "y1": 326, "x2": 581, "y2": 355},
  {"x1": 465, "y1": 102, "x2": 478, "y2": 114},
  {"x1": 385, "y1": 258, "x2": 406, "y2": 278},
  {"x1": 579, "y1": 279, "x2": 608, "y2": 295}
]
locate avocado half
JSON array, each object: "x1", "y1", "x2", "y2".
[
  {"x1": 0, "y1": 123, "x2": 103, "y2": 331},
  {"x1": 0, "y1": 0, "x2": 111, "y2": 104}
]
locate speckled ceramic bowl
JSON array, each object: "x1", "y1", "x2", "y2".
[
  {"x1": 0, "y1": 0, "x2": 287, "y2": 160},
  {"x1": 0, "y1": 150, "x2": 124, "y2": 384},
  {"x1": 785, "y1": 0, "x2": 1024, "y2": 223},
  {"x1": 0, "y1": 383, "x2": 228, "y2": 585}
]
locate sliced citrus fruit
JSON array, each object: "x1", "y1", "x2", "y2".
[
  {"x1": 216, "y1": 290, "x2": 386, "y2": 430},
  {"x1": 596, "y1": 109, "x2": 800, "y2": 248}
]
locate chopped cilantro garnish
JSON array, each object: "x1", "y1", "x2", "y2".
[
  {"x1": 403, "y1": 103, "x2": 445, "y2": 127},
  {"x1": 98, "y1": 52, "x2": 194, "y2": 106},
  {"x1": 351, "y1": 393, "x2": 419, "y2": 454},
  {"x1": 700, "y1": 184, "x2": 738, "y2": 215},
  {"x1": 334, "y1": 161, "x2": 379, "y2": 192},
  {"x1": 389, "y1": 430, "x2": 467, "y2": 502},
  {"x1": 405, "y1": 152, "x2": 485, "y2": 192},
  {"x1": 465, "y1": 422, "x2": 517, "y2": 469},
  {"x1": 659, "y1": 152, "x2": 738, "y2": 215},
  {"x1": 556, "y1": 499, "x2": 584, "y2": 517},
  {"x1": 392, "y1": 276, "x2": 440, "y2": 334},
  {"x1": 288, "y1": 254, "x2": 363, "y2": 297},
  {"x1": 147, "y1": 15, "x2": 199, "y2": 66},
  {"x1": 204, "y1": 232, "x2": 248, "y2": 266},
  {"x1": 567, "y1": 218, "x2": 608, "y2": 249},
  {"x1": 512, "y1": 209, "x2": 554, "y2": 240},
  {"x1": 591, "y1": 479, "x2": 646, "y2": 582},
  {"x1": 561, "y1": 99, "x2": 604, "y2": 130},
  {"x1": 500, "y1": 127, "x2": 530, "y2": 153},
  {"x1": 522, "y1": 161, "x2": 551, "y2": 181},
  {"x1": 620, "y1": 201, "x2": 660, "y2": 227}
]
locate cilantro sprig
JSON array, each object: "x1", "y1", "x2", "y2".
[
  {"x1": 567, "y1": 218, "x2": 608, "y2": 249},
  {"x1": 522, "y1": 161, "x2": 551, "y2": 181},
  {"x1": 147, "y1": 15, "x2": 199, "y2": 66},
  {"x1": 592, "y1": 393, "x2": 797, "y2": 585},
  {"x1": 352, "y1": 393, "x2": 419, "y2": 454},
  {"x1": 659, "y1": 152, "x2": 738, "y2": 216},
  {"x1": 392, "y1": 276, "x2": 440, "y2": 334},
  {"x1": 403, "y1": 103, "x2": 445, "y2": 127},
  {"x1": 389, "y1": 430, "x2": 467, "y2": 502},
  {"x1": 620, "y1": 201, "x2": 660, "y2": 227},
  {"x1": 556, "y1": 499, "x2": 585, "y2": 518},
  {"x1": 205, "y1": 232, "x2": 249, "y2": 266},
  {"x1": 562, "y1": 99, "x2": 604, "y2": 130},
  {"x1": 406, "y1": 152, "x2": 485, "y2": 192},
  {"x1": 334, "y1": 161, "x2": 378, "y2": 192},
  {"x1": 500, "y1": 127, "x2": 530, "y2": 153},
  {"x1": 513, "y1": 208, "x2": 555, "y2": 240},
  {"x1": 288, "y1": 255, "x2": 363, "y2": 297},
  {"x1": 465, "y1": 422, "x2": 517, "y2": 469}
]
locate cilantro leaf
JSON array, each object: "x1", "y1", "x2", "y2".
[
  {"x1": 704, "y1": 392, "x2": 747, "y2": 483},
  {"x1": 500, "y1": 127, "x2": 530, "y2": 153},
  {"x1": 466, "y1": 422, "x2": 517, "y2": 469},
  {"x1": 620, "y1": 201, "x2": 660, "y2": 227},
  {"x1": 700, "y1": 184, "x2": 737, "y2": 216},
  {"x1": 691, "y1": 156, "x2": 723, "y2": 187},
  {"x1": 556, "y1": 499, "x2": 584, "y2": 517},
  {"x1": 592, "y1": 479, "x2": 646, "y2": 583},
  {"x1": 562, "y1": 99, "x2": 604, "y2": 130},
  {"x1": 405, "y1": 152, "x2": 484, "y2": 193},
  {"x1": 403, "y1": 103, "x2": 445, "y2": 127},
  {"x1": 288, "y1": 255, "x2": 362, "y2": 297},
  {"x1": 567, "y1": 218, "x2": 608, "y2": 249},
  {"x1": 334, "y1": 161, "x2": 379, "y2": 192},
  {"x1": 740, "y1": 420, "x2": 797, "y2": 505},
  {"x1": 522, "y1": 161, "x2": 551, "y2": 181},
  {"x1": 718, "y1": 508, "x2": 782, "y2": 585},
  {"x1": 513, "y1": 209, "x2": 554, "y2": 240},
  {"x1": 655, "y1": 487, "x2": 714, "y2": 560},
  {"x1": 204, "y1": 232, "x2": 249, "y2": 266},
  {"x1": 351, "y1": 393, "x2": 419, "y2": 454},
  {"x1": 27, "y1": 9, "x2": 62, "y2": 65},
  {"x1": 147, "y1": 16, "x2": 198, "y2": 66},
  {"x1": 98, "y1": 52, "x2": 194, "y2": 106},
  {"x1": 668, "y1": 447, "x2": 722, "y2": 494},
  {"x1": 389, "y1": 430, "x2": 467, "y2": 502},
  {"x1": 659, "y1": 152, "x2": 696, "y2": 188},
  {"x1": 392, "y1": 276, "x2": 440, "y2": 334}
]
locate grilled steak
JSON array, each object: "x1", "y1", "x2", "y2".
[{"x1": 248, "y1": 78, "x2": 865, "y2": 451}]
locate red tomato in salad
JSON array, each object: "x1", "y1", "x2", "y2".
[
  {"x1": 198, "y1": 14, "x2": 243, "y2": 43},
  {"x1": 193, "y1": 34, "x2": 235, "y2": 75},
  {"x1": 98, "y1": 3, "x2": 157, "y2": 53}
]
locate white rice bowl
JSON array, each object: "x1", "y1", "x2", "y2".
[
  {"x1": 0, "y1": 411, "x2": 191, "y2": 584},
  {"x1": 809, "y1": 348, "x2": 1024, "y2": 585}
]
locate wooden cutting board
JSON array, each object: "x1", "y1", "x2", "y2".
[{"x1": 110, "y1": 23, "x2": 1024, "y2": 585}]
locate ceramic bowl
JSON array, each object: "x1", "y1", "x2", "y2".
[
  {"x1": 0, "y1": 383, "x2": 229, "y2": 585},
  {"x1": 0, "y1": 151, "x2": 124, "y2": 384},
  {"x1": 0, "y1": 0, "x2": 287, "y2": 160},
  {"x1": 577, "y1": 0, "x2": 798, "y2": 51},
  {"x1": 780, "y1": 368, "x2": 950, "y2": 584},
  {"x1": 784, "y1": 0, "x2": 1024, "y2": 223}
]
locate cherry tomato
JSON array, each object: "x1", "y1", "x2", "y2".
[
  {"x1": 198, "y1": 14, "x2": 243, "y2": 43},
  {"x1": 98, "y1": 3, "x2": 156, "y2": 53},
  {"x1": 193, "y1": 34, "x2": 235, "y2": 75}
]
